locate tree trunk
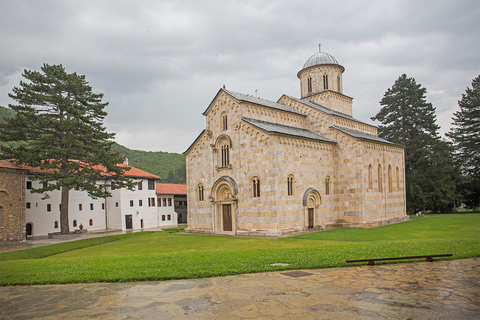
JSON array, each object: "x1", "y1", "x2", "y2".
[{"x1": 60, "y1": 186, "x2": 70, "y2": 234}]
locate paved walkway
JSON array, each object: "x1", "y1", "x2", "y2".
[{"x1": 1, "y1": 258, "x2": 479, "y2": 319}]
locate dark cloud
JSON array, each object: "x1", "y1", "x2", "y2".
[{"x1": 1, "y1": 0, "x2": 479, "y2": 152}]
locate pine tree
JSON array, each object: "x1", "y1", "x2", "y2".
[
  {"x1": 372, "y1": 74, "x2": 455, "y2": 213},
  {"x1": 447, "y1": 75, "x2": 480, "y2": 208},
  {"x1": 0, "y1": 64, "x2": 136, "y2": 233}
]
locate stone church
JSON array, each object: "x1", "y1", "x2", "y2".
[{"x1": 184, "y1": 49, "x2": 408, "y2": 236}]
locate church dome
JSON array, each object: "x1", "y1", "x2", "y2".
[{"x1": 301, "y1": 51, "x2": 340, "y2": 70}]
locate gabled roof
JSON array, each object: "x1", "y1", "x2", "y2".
[
  {"x1": 242, "y1": 117, "x2": 336, "y2": 144},
  {"x1": 0, "y1": 160, "x2": 24, "y2": 171},
  {"x1": 284, "y1": 95, "x2": 372, "y2": 127},
  {"x1": 183, "y1": 129, "x2": 206, "y2": 155},
  {"x1": 331, "y1": 126, "x2": 404, "y2": 147},
  {"x1": 156, "y1": 183, "x2": 187, "y2": 195},
  {"x1": 203, "y1": 88, "x2": 306, "y2": 116}
]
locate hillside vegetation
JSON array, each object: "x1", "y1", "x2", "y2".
[{"x1": 0, "y1": 106, "x2": 186, "y2": 183}]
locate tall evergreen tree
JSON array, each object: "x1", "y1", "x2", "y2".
[
  {"x1": 446, "y1": 75, "x2": 480, "y2": 208},
  {"x1": 0, "y1": 64, "x2": 136, "y2": 233},
  {"x1": 372, "y1": 74, "x2": 455, "y2": 213}
]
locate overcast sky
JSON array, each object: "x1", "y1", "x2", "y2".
[{"x1": 1, "y1": 0, "x2": 479, "y2": 153}]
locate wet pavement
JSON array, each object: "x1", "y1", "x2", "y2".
[{"x1": 1, "y1": 258, "x2": 479, "y2": 319}]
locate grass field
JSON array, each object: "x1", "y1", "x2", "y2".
[{"x1": 0, "y1": 213, "x2": 479, "y2": 286}]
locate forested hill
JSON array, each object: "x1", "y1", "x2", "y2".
[
  {"x1": 111, "y1": 143, "x2": 186, "y2": 184},
  {"x1": 0, "y1": 105, "x2": 15, "y2": 123},
  {"x1": 1, "y1": 105, "x2": 186, "y2": 184}
]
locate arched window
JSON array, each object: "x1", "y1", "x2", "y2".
[
  {"x1": 287, "y1": 175, "x2": 294, "y2": 196},
  {"x1": 368, "y1": 164, "x2": 373, "y2": 191},
  {"x1": 396, "y1": 167, "x2": 400, "y2": 190},
  {"x1": 388, "y1": 165, "x2": 393, "y2": 193},
  {"x1": 307, "y1": 77, "x2": 312, "y2": 93},
  {"x1": 252, "y1": 176, "x2": 261, "y2": 198},
  {"x1": 89, "y1": 219, "x2": 93, "y2": 226},
  {"x1": 73, "y1": 220, "x2": 78, "y2": 227},
  {"x1": 378, "y1": 164, "x2": 383, "y2": 193},
  {"x1": 325, "y1": 176, "x2": 331, "y2": 195},
  {"x1": 323, "y1": 74, "x2": 328, "y2": 90},
  {"x1": 198, "y1": 184, "x2": 204, "y2": 202},
  {"x1": 54, "y1": 221, "x2": 59, "y2": 229},
  {"x1": 221, "y1": 144, "x2": 230, "y2": 167},
  {"x1": 222, "y1": 114, "x2": 228, "y2": 131},
  {"x1": 216, "y1": 135, "x2": 232, "y2": 169}
]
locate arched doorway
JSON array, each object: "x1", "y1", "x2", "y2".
[
  {"x1": 26, "y1": 222, "x2": 33, "y2": 237},
  {"x1": 303, "y1": 188, "x2": 321, "y2": 229},
  {"x1": 211, "y1": 176, "x2": 238, "y2": 234}
]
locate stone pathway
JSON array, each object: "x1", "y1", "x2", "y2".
[{"x1": 1, "y1": 258, "x2": 478, "y2": 319}]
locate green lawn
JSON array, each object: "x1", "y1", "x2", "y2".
[{"x1": 1, "y1": 213, "x2": 479, "y2": 286}]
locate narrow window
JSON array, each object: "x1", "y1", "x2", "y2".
[
  {"x1": 157, "y1": 198, "x2": 161, "y2": 207},
  {"x1": 116, "y1": 202, "x2": 119, "y2": 207},
  {"x1": 222, "y1": 115, "x2": 228, "y2": 131},
  {"x1": 388, "y1": 165, "x2": 393, "y2": 193},
  {"x1": 168, "y1": 198, "x2": 172, "y2": 206},
  {"x1": 0, "y1": 207, "x2": 3, "y2": 227},
  {"x1": 307, "y1": 77, "x2": 312, "y2": 93},
  {"x1": 73, "y1": 220, "x2": 77, "y2": 227},
  {"x1": 151, "y1": 198, "x2": 156, "y2": 207},
  {"x1": 26, "y1": 202, "x2": 31, "y2": 209},
  {"x1": 396, "y1": 167, "x2": 400, "y2": 190},
  {"x1": 26, "y1": 181, "x2": 32, "y2": 189},
  {"x1": 138, "y1": 181, "x2": 143, "y2": 190},
  {"x1": 130, "y1": 200, "x2": 134, "y2": 207},
  {"x1": 162, "y1": 215, "x2": 166, "y2": 221},
  {"x1": 90, "y1": 203, "x2": 94, "y2": 210},
  {"x1": 148, "y1": 180, "x2": 155, "y2": 190},
  {"x1": 139, "y1": 199, "x2": 143, "y2": 207},
  {"x1": 337, "y1": 75, "x2": 341, "y2": 92},
  {"x1": 323, "y1": 74, "x2": 328, "y2": 90},
  {"x1": 43, "y1": 182, "x2": 48, "y2": 189},
  {"x1": 368, "y1": 164, "x2": 373, "y2": 191},
  {"x1": 167, "y1": 214, "x2": 171, "y2": 221},
  {"x1": 325, "y1": 176, "x2": 330, "y2": 195},
  {"x1": 47, "y1": 204, "x2": 51, "y2": 212},
  {"x1": 378, "y1": 164, "x2": 383, "y2": 193},
  {"x1": 54, "y1": 221, "x2": 59, "y2": 229},
  {"x1": 59, "y1": 204, "x2": 61, "y2": 211},
  {"x1": 252, "y1": 177, "x2": 260, "y2": 198},
  {"x1": 148, "y1": 198, "x2": 151, "y2": 207},
  {"x1": 102, "y1": 203, "x2": 105, "y2": 210},
  {"x1": 163, "y1": 198, "x2": 167, "y2": 206},
  {"x1": 89, "y1": 219, "x2": 93, "y2": 226},
  {"x1": 198, "y1": 184, "x2": 204, "y2": 202},
  {"x1": 79, "y1": 204, "x2": 82, "y2": 211},
  {"x1": 287, "y1": 175, "x2": 294, "y2": 196}
]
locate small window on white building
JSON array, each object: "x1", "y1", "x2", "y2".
[{"x1": 47, "y1": 204, "x2": 51, "y2": 212}]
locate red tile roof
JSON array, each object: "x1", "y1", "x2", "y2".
[
  {"x1": 156, "y1": 183, "x2": 187, "y2": 195},
  {"x1": 3, "y1": 160, "x2": 160, "y2": 180},
  {"x1": 0, "y1": 160, "x2": 24, "y2": 170}
]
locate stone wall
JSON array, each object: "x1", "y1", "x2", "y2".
[{"x1": 0, "y1": 168, "x2": 26, "y2": 243}]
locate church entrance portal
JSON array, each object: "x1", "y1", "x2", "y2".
[{"x1": 211, "y1": 176, "x2": 238, "y2": 235}]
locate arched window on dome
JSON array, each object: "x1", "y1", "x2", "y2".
[
  {"x1": 323, "y1": 74, "x2": 328, "y2": 90},
  {"x1": 307, "y1": 77, "x2": 312, "y2": 93},
  {"x1": 337, "y1": 75, "x2": 341, "y2": 92}
]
